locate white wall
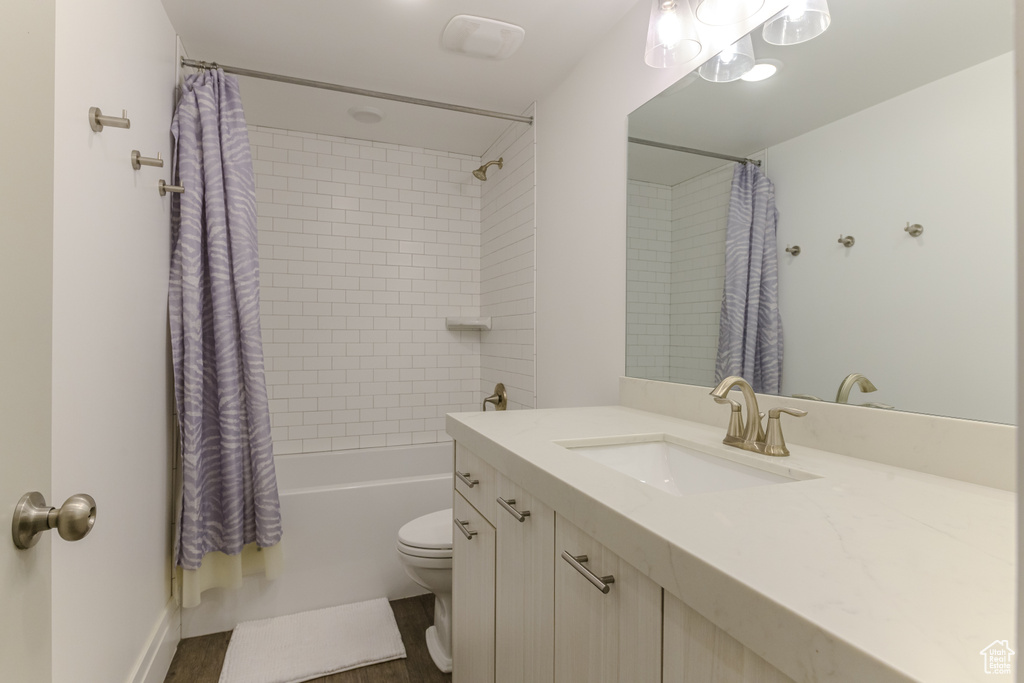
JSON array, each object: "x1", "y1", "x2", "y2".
[
  {"x1": 249, "y1": 125, "x2": 483, "y2": 453},
  {"x1": 1015, "y1": 0, "x2": 1023, "y2": 668},
  {"x1": 534, "y1": 0, "x2": 790, "y2": 408},
  {"x1": 772, "y1": 53, "x2": 1016, "y2": 423},
  {"x1": 51, "y1": 1, "x2": 178, "y2": 681},
  {"x1": 480, "y1": 111, "x2": 537, "y2": 410}
]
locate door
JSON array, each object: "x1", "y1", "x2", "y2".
[
  {"x1": 0, "y1": 2, "x2": 57, "y2": 679},
  {"x1": 452, "y1": 492, "x2": 496, "y2": 683},
  {"x1": 554, "y1": 514, "x2": 662, "y2": 683}
]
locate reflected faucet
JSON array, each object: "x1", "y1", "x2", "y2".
[{"x1": 835, "y1": 373, "x2": 877, "y2": 404}]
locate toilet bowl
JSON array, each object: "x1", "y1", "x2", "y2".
[{"x1": 397, "y1": 508, "x2": 453, "y2": 673}]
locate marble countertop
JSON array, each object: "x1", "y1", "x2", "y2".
[{"x1": 446, "y1": 406, "x2": 1015, "y2": 683}]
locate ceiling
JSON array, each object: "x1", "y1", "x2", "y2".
[
  {"x1": 628, "y1": 0, "x2": 1015, "y2": 186},
  {"x1": 161, "y1": 0, "x2": 641, "y2": 156}
]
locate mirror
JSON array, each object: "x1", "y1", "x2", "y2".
[{"x1": 626, "y1": 0, "x2": 1016, "y2": 424}]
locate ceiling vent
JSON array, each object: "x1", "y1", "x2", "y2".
[{"x1": 441, "y1": 15, "x2": 525, "y2": 60}]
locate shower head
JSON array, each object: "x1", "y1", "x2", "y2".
[{"x1": 473, "y1": 158, "x2": 503, "y2": 181}]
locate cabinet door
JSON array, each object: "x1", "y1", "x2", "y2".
[
  {"x1": 554, "y1": 514, "x2": 662, "y2": 683},
  {"x1": 663, "y1": 592, "x2": 795, "y2": 683},
  {"x1": 452, "y1": 491, "x2": 496, "y2": 683},
  {"x1": 495, "y1": 475, "x2": 555, "y2": 683}
]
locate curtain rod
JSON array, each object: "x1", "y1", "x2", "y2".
[
  {"x1": 181, "y1": 58, "x2": 534, "y2": 125},
  {"x1": 628, "y1": 137, "x2": 761, "y2": 166}
]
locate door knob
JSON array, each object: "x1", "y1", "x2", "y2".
[{"x1": 12, "y1": 492, "x2": 97, "y2": 550}]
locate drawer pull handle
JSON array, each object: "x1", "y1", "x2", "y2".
[
  {"x1": 454, "y1": 518, "x2": 477, "y2": 540},
  {"x1": 456, "y1": 470, "x2": 479, "y2": 488},
  {"x1": 497, "y1": 497, "x2": 531, "y2": 522},
  {"x1": 561, "y1": 551, "x2": 615, "y2": 594}
]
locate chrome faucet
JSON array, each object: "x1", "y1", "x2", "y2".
[
  {"x1": 710, "y1": 376, "x2": 806, "y2": 457},
  {"x1": 835, "y1": 373, "x2": 877, "y2": 403}
]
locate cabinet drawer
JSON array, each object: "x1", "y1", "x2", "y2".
[
  {"x1": 454, "y1": 441, "x2": 497, "y2": 524},
  {"x1": 452, "y1": 491, "x2": 495, "y2": 683}
]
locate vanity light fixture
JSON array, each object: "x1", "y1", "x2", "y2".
[
  {"x1": 695, "y1": 0, "x2": 765, "y2": 26},
  {"x1": 739, "y1": 59, "x2": 782, "y2": 81},
  {"x1": 762, "y1": 0, "x2": 831, "y2": 46},
  {"x1": 698, "y1": 33, "x2": 756, "y2": 82},
  {"x1": 644, "y1": 0, "x2": 702, "y2": 68}
]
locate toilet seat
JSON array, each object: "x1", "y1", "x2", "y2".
[
  {"x1": 397, "y1": 541, "x2": 453, "y2": 562},
  {"x1": 398, "y1": 508, "x2": 453, "y2": 552}
]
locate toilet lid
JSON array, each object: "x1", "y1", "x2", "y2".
[{"x1": 398, "y1": 508, "x2": 453, "y2": 550}]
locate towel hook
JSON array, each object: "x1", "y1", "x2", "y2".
[
  {"x1": 159, "y1": 180, "x2": 185, "y2": 196},
  {"x1": 785, "y1": 245, "x2": 801, "y2": 256},
  {"x1": 131, "y1": 151, "x2": 164, "y2": 170},
  {"x1": 904, "y1": 222, "x2": 924, "y2": 237},
  {"x1": 837, "y1": 234, "x2": 855, "y2": 248},
  {"x1": 88, "y1": 107, "x2": 130, "y2": 132}
]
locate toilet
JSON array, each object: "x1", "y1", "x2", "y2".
[{"x1": 396, "y1": 508, "x2": 454, "y2": 673}]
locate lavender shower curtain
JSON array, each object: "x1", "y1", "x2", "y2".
[
  {"x1": 169, "y1": 68, "x2": 282, "y2": 571},
  {"x1": 714, "y1": 162, "x2": 784, "y2": 394}
]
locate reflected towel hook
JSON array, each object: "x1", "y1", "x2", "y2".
[
  {"x1": 785, "y1": 245, "x2": 801, "y2": 256},
  {"x1": 838, "y1": 234, "x2": 855, "y2": 248},
  {"x1": 904, "y1": 222, "x2": 924, "y2": 237}
]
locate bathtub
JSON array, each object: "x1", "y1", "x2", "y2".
[{"x1": 181, "y1": 442, "x2": 453, "y2": 637}]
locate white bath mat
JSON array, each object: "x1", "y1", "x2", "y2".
[{"x1": 218, "y1": 597, "x2": 407, "y2": 683}]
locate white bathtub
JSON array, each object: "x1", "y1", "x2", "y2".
[{"x1": 181, "y1": 442, "x2": 453, "y2": 637}]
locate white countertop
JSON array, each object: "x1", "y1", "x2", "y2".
[{"x1": 446, "y1": 406, "x2": 1015, "y2": 683}]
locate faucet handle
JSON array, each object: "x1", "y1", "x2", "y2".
[
  {"x1": 763, "y1": 407, "x2": 807, "y2": 457},
  {"x1": 768, "y1": 407, "x2": 807, "y2": 419},
  {"x1": 713, "y1": 397, "x2": 744, "y2": 442}
]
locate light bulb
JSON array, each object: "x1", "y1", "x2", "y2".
[
  {"x1": 786, "y1": 0, "x2": 808, "y2": 20},
  {"x1": 656, "y1": 9, "x2": 683, "y2": 48},
  {"x1": 718, "y1": 43, "x2": 738, "y2": 64}
]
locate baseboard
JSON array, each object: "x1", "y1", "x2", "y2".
[{"x1": 128, "y1": 597, "x2": 180, "y2": 683}]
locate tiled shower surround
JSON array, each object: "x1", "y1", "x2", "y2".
[
  {"x1": 626, "y1": 164, "x2": 732, "y2": 387},
  {"x1": 249, "y1": 123, "x2": 534, "y2": 455}
]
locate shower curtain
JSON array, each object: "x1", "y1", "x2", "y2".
[
  {"x1": 169, "y1": 68, "x2": 283, "y2": 608},
  {"x1": 714, "y1": 162, "x2": 784, "y2": 394}
]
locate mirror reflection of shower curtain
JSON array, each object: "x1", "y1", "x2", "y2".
[{"x1": 714, "y1": 162, "x2": 783, "y2": 393}]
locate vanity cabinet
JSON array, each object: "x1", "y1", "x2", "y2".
[
  {"x1": 452, "y1": 491, "x2": 495, "y2": 683},
  {"x1": 554, "y1": 514, "x2": 662, "y2": 683},
  {"x1": 495, "y1": 473, "x2": 555, "y2": 683},
  {"x1": 662, "y1": 593, "x2": 795, "y2": 683},
  {"x1": 452, "y1": 440, "x2": 784, "y2": 683}
]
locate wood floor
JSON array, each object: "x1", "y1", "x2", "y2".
[{"x1": 164, "y1": 594, "x2": 452, "y2": 683}]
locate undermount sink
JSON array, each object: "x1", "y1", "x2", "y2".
[{"x1": 558, "y1": 435, "x2": 816, "y2": 496}]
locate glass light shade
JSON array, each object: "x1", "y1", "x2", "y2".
[
  {"x1": 645, "y1": 0, "x2": 703, "y2": 68},
  {"x1": 762, "y1": 0, "x2": 831, "y2": 45},
  {"x1": 698, "y1": 33, "x2": 755, "y2": 82},
  {"x1": 695, "y1": 0, "x2": 765, "y2": 26}
]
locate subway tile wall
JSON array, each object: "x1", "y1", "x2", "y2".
[
  {"x1": 669, "y1": 164, "x2": 732, "y2": 385},
  {"x1": 480, "y1": 111, "x2": 536, "y2": 410},
  {"x1": 626, "y1": 164, "x2": 733, "y2": 386},
  {"x1": 626, "y1": 180, "x2": 673, "y2": 381},
  {"x1": 248, "y1": 125, "x2": 483, "y2": 454}
]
